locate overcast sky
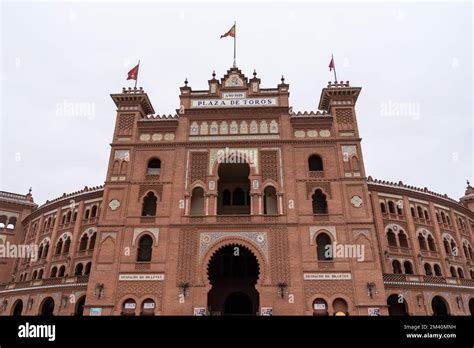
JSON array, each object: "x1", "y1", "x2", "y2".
[{"x1": 0, "y1": 1, "x2": 472, "y2": 205}]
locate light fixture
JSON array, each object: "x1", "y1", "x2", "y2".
[
  {"x1": 367, "y1": 282, "x2": 376, "y2": 298},
  {"x1": 27, "y1": 297, "x2": 33, "y2": 311},
  {"x1": 178, "y1": 282, "x2": 189, "y2": 298},
  {"x1": 416, "y1": 294, "x2": 424, "y2": 307},
  {"x1": 62, "y1": 295, "x2": 69, "y2": 308},
  {"x1": 93, "y1": 283, "x2": 105, "y2": 299},
  {"x1": 277, "y1": 282, "x2": 288, "y2": 299},
  {"x1": 456, "y1": 296, "x2": 463, "y2": 309}
]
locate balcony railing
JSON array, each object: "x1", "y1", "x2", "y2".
[
  {"x1": 0, "y1": 275, "x2": 90, "y2": 292},
  {"x1": 383, "y1": 273, "x2": 474, "y2": 288}
]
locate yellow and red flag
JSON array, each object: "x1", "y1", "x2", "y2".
[{"x1": 220, "y1": 24, "x2": 236, "y2": 39}]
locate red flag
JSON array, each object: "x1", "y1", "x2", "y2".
[
  {"x1": 127, "y1": 63, "x2": 139, "y2": 81},
  {"x1": 220, "y1": 24, "x2": 236, "y2": 39},
  {"x1": 328, "y1": 56, "x2": 335, "y2": 71}
]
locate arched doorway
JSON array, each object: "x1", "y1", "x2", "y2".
[
  {"x1": 217, "y1": 163, "x2": 251, "y2": 215},
  {"x1": 40, "y1": 297, "x2": 55, "y2": 316},
  {"x1": 431, "y1": 296, "x2": 449, "y2": 316},
  {"x1": 12, "y1": 299, "x2": 23, "y2": 316},
  {"x1": 387, "y1": 294, "x2": 409, "y2": 316},
  {"x1": 74, "y1": 296, "x2": 86, "y2": 316},
  {"x1": 469, "y1": 298, "x2": 474, "y2": 316},
  {"x1": 224, "y1": 292, "x2": 253, "y2": 315},
  {"x1": 207, "y1": 244, "x2": 260, "y2": 315}
]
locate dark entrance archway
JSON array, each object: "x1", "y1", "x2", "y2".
[
  {"x1": 469, "y1": 298, "x2": 474, "y2": 316},
  {"x1": 40, "y1": 297, "x2": 55, "y2": 316},
  {"x1": 387, "y1": 294, "x2": 409, "y2": 316},
  {"x1": 207, "y1": 244, "x2": 260, "y2": 315},
  {"x1": 431, "y1": 296, "x2": 449, "y2": 316},
  {"x1": 12, "y1": 300, "x2": 23, "y2": 316},
  {"x1": 74, "y1": 296, "x2": 86, "y2": 316},
  {"x1": 224, "y1": 292, "x2": 253, "y2": 315}
]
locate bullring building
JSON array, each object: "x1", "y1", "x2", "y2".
[{"x1": 1, "y1": 67, "x2": 473, "y2": 316}]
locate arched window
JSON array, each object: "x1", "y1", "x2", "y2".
[
  {"x1": 72, "y1": 211, "x2": 77, "y2": 222},
  {"x1": 38, "y1": 269, "x2": 43, "y2": 279},
  {"x1": 387, "y1": 229, "x2": 397, "y2": 247},
  {"x1": 423, "y1": 210, "x2": 429, "y2": 220},
  {"x1": 446, "y1": 215, "x2": 451, "y2": 225},
  {"x1": 441, "y1": 212, "x2": 446, "y2": 223},
  {"x1": 396, "y1": 204, "x2": 403, "y2": 215},
  {"x1": 37, "y1": 245, "x2": 43, "y2": 259},
  {"x1": 61, "y1": 215, "x2": 66, "y2": 225},
  {"x1": 312, "y1": 298, "x2": 329, "y2": 316},
  {"x1": 58, "y1": 266, "x2": 66, "y2": 277},
  {"x1": 463, "y1": 244, "x2": 470, "y2": 259},
  {"x1": 142, "y1": 192, "x2": 157, "y2": 216},
  {"x1": 392, "y1": 260, "x2": 402, "y2": 274},
  {"x1": 222, "y1": 189, "x2": 231, "y2": 206},
  {"x1": 417, "y1": 206, "x2": 423, "y2": 218},
  {"x1": 190, "y1": 187, "x2": 205, "y2": 216},
  {"x1": 263, "y1": 186, "x2": 278, "y2": 215},
  {"x1": 380, "y1": 202, "x2": 386, "y2": 213},
  {"x1": 450, "y1": 240, "x2": 457, "y2": 256},
  {"x1": 308, "y1": 155, "x2": 323, "y2": 171},
  {"x1": 436, "y1": 212, "x2": 440, "y2": 222},
  {"x1": 232, "y1": 188, "x2": 245, "y2": 205},
  {"x1": 7, "y1": 217, "x2": 17, "y2": 229},
  {"x1": 137, "y1": 235, "x2": 153, "y2": 262},
  {"x1": 88, "y1": 233, "x2": 96, "y2": 250},
  {"x1": 122, "y1": 299, "x2": 136, "y2": 316},
  {"x1": 32, "y1": 270, "x2": 38, "y2": 280},
  {"x1": 91, "y1": 205, "x2": 98, "y2": 218},
  {"x1": 458, "y1": 268, "x2": 464, "y2": 279},
  {"x1": 42, "y1": 243, "x2": 49, "y2": 259},
  {"x1": 147, "y1": 158, "x2": 161, "y2": 175},
  {"x1": 74, "y1": 263, "x2": 83, "y2": 276},
  {"x1": 410, "y1": 207, "x2": 416, "y2": 217},
  {"x1": 141, "y1": 299, "x2": 156, "y2": 316},
  {"x1": 398, "y1": 231, "x2": 408, "y2": 248},
  {"x1": 0, "y1": 215, "x2": 7, "y2": 229},
  {"x1": 418, "y1": 235, "x2": 427, "y2": 250},
  {"x1": 312, "y1": 189, "x2": 328, "y2": 214},
  {"x1": 63, "y1": 238, "x2": 71, "y2": 254},
  {"x1": 84, "y1": 209, "x2": 90, "y2": 220},
  {"x1": 50, "y1": 267, "x2": 57, "y2": 278},
  {"x1": 79, "y1": 234, "x2": 89, "y2": 251},
  {"x1": 388, "y1": 201, "x2": 396, "y2": 214},
  {"x1": 332, "y1": 298, "x2": 349, "y2": 316},
  {"x1": 403, "y1": 261, "x2": 413, "y2": 275},
  {"x1": 84, "y1": 262, "x2": 91, "y2": 276},
  {"x1": 316, "y1": 233, "x2": 332, "y2": 261},
  {"x1": 424, "y1": 263, "x2": 433, "y2": 276},
  {"x1": 427, "y1": 236, "x2": 436, "y2": 251},
  {"x1": 444, "y1": 240, "x2": 451, "y2": 255},
  {"x1": 66, "y1": 211, "x2": 72, "y2": 223},
  {"x1": 55, "y1": 239, "x2": 63, "y2": 255},
  {"x1": 450, "y1": 266, "x2": 456, "y2": 278},
  {"x1": 434, "y1": 264, "x2": 442, "y2": 276}
]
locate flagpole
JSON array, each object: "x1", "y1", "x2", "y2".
[
  {"x1": 332, "y1": 54, "x2": 338, "y2": 82},
  {"x1": 134, "y1": 60, "x2": 140, "y2": 88},
  {"x1": 233, "y1": 21, "x2": 237, "y2": 67}
]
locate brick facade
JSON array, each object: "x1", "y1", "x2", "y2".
[{"x1": 1, "y1": 67, "x2": 473, "y2": 316}]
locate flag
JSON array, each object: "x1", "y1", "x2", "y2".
[
  {"x1": 127, "y1": 63, "x2": 140, "y2": 81},
  {"x1": 220, "y1": 24, "x2": 236, "y2": 39},
  {"x1": 328, "y1": 56, "x2": 335, "y2": 71}
]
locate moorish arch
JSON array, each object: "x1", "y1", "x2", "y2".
[
  {"x1": 206, "y1": 243, "x2": 260, "y2": 315},
  {"x1": 200, "y1": 238, "x2": 267, "y2": 316}
]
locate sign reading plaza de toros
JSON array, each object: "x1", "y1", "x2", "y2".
[{"x1": 191, "y1": 97, "x2": 278, "y2": 108}]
